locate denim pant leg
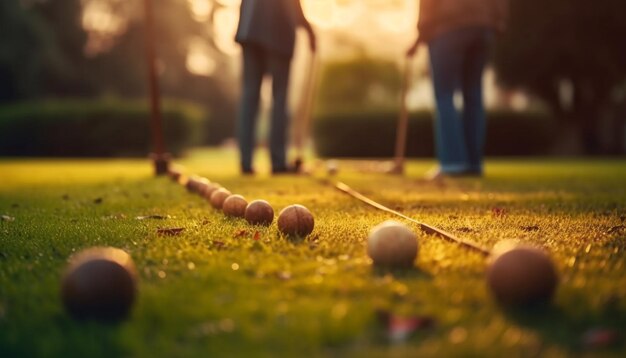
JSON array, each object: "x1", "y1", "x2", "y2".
[
  {"x1": 462, "y1": 29, "x2": 493, "y2": 173},
  {"x1": 429, "y1": 33, "x2": 471, "y2": 174},
  {"x1": 267, "y1": 53, "x2": 292, "y2": 171},
  {"x1": 237, "y1": 45, "x2": 266, "y2": 172}
]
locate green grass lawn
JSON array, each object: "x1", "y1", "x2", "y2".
[{"x1": 1, "y1": 149, "x2": 625, "y2": 357}]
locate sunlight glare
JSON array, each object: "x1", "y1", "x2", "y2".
[
  {"x1": 186, "y1": 38, "x2": 217, "y2": 76},
  {"x1": 188, "y1": 0, "x2": 213, "y2": 22},
  {"x1": 213, "y1": 6, "x2": 241, "y2": 56},
  {"x1": 215, "y1": 0, "x2": 242, "y2": 6}
]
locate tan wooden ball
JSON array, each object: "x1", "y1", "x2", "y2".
[
  {"x1": 61, "y1": 247, "x2": 137, "y2": 321},
  {"x1": 193, "y1": 177, "x2": 210, "y2": 194},
  {"x1": 210, "y1": 188, "x2": 232, "y2": 209},
  {"x1": 222, "y1": 195, "x2": 248, "y2": 218},
  {"x1": 367, "y1": 221, "x2": 418, "y2": 267},
  {"x1": 487, "y1": 245, "x2": 558, "y2": 306},
  {"x1": 185, "y1": 176, "x2": 202, "y2": 192},
  {"x1": 167, "y1": 168, "x2": 182, "y2": 182},
  {"x1": 245, "y1": 200, "x2": 274, "y2": 226},
  {"x1": 277, "y1": 205, "x2": 314, "y2": 237},
  {"x1": 201, "y1": 182, "x2": 221, "y2": 199}
]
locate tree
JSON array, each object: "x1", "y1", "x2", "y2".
[
  {"x1": 0, "y1": 0, "x2": 51, "y2": 101},
  {"x1": 493, "y1": 0, "x2": 626, "y2": 154}
]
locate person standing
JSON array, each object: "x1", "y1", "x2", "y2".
[
  {"x1": 407, "y1": 0, "x2": 509, "y2": 178},
  {"x1": 235, "y1": 0, "x2": 316, "y2": 175}
]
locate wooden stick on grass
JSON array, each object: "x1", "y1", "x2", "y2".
[{"x1": 334, "y1": 181, "x2": 491, "y2": 256}]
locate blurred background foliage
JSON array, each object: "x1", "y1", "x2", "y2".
[
  {"x1": 0, "y1": 0, "x2": 625, "y2": 156},
  {"x1": 0, "y1": 98, "x2": 204, "y2": 157}
]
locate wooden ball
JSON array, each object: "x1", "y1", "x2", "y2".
[
  {"x1": 222, "y1": 195, "x2": 248, "y2": 218},
  {"x1": 193, "y1": 178, "x2": 210, "y2": 194},
  {"x1": 61, "y1": 247, "x2": 137, "y2": 321},
  {"x1": 210, "y1": 188, "x2": 231, "y2": 209},
  {"x1": 327, "y1": 160, "x2": 339, "y2": 176},
  {"x1": 487, "y1": 245, "x2": 558, "y2": 306},
  {"x1": 168, "y1": 168, "x2": 182, "y2": 182},
  {"x1": 277, "y1": 205, "x2": 314, "y2": 237},
  {"x1": 201, "y1": 182, "x2": 221, "y2": 199},
  {"x1": 185, "y1": 176, "x2": 201, "y2": 192},
  {"x1": 367, "y1": 221, "x2": 418, "y2": 267},
  {"x1": 245, "y1": 200, "x2": 274, "y2": 226}
]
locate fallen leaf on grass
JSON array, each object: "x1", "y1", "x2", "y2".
[
  {"x1": 157, "y1": 227, "x2": 185, "y2": 236},
  {"x1": 211, "y1": 240, "x2": 226, "y2": 249},
  {"x1": 491, "y1": 207, "x2": 507, "y2": 218},
  {"x1": 277, "y1": 271, "x2": 291, "y2": 281},
  {"x1": 582, "y1": 328, "x2": 620, "y2": 349},
  {"x1": 521, "y1": 225, "x2": 540, "y2": 232},
  {"x1": 607, "y1": 225, "x2": 625, "y2": 234},
  {"x1": 253, "y1": 231, "x2": 261, "y2": 241},
  {"x1": 376, "y1": 310, "x2": 436, "y2": 344},
  {"x1": 1, "y1": 215, "x2": 15, "y2": 222},
  {"x1": 93, "y1": 197, "x2": 103, "y2": 204},
  {"x1": 234, "y1": 229, "x2": 248, "y2": 238},
  {"x1": 136, "y1": 215, "x2": 170, "y2": 220}
]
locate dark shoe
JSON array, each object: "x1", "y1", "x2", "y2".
[
  {"x1": 241, "y1": 168, "x2": 256, "y2": 176},
  {"x1": 272, "y1": 166, "x2": 299, "y2": 175}
]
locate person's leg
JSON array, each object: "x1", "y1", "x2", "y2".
[
  {"x1": 461, "y1": 28, "x2": 494, "y2": 175},
  {"x1": 237, "y1": 45, "x2": 265, "y2": 173},
  {"x1": 267, "y1": 52, "x2": 292, "y2": 172},
  {"x1": 428, "y1": 31, "x2": 471, "y2": 174}
]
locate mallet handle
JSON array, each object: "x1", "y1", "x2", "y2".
[{"x1": 392, "y1": 57, "x2": 414, "y2": 174}]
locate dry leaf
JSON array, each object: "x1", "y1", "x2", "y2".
[{"x1": 157, "y1": 227, "x2": 185, "y2": 236}]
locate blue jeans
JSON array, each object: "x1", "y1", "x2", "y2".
[
  {"x1": 238, "y1": 44, "x2": 291, "y2": 172},
  {"x1": 428, "y1": 27, "x2": 494, "y2": 174}
]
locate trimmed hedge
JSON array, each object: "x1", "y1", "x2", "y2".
[
  {"x1": 313, "y1": 109, "x2": 558, "y2": 157},
  {"x1": 0, "y1": 99, "x2": 205, "y2": 157}
]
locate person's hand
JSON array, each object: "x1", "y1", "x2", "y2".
[{"x1": 406, "y1": 38, "x2": 420, "y2": 57}]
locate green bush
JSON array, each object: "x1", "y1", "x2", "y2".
[
  {"x1": 0, "y1": 99, "x2": 206, "y2": 157},
  {"x1": 313, "y1": 109, "x2": 558, "y2": 157}
]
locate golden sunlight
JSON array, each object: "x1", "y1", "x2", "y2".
[
  {"x1": 213, "y1": 6, "x2": 241, "y2": 56},
  {"x1": 81, "y1": 0, "x2": 128, "y2": 56},
  {"x1": 302, "y1": 0, "x2": 417, "y2": 33},
  {"x1": 186, "y1": 38, "x2": 217, "y2": 76},
  {"x1": 187, "y1": 0, "x2": 213, "y2": 22}
]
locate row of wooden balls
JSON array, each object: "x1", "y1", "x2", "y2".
[
  {"x1": 61, "y1": 220, "x2": 558, "y2": 322},
  {"x1": 171, "y1": 169, "x2": 315, "y2": 238},
  {"x1": 60, "y1": 169, "x2": 318, "y2": 321}
]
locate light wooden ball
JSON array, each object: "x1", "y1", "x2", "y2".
[
  {"x1": 277, "y1": 205, "x2": 314, "y2": 237},
  {"x1": 185, "y1": 176, "x2": 201, "y2": 192},
  {"x1": 210, "y1": 188, "x2": 232, "y2": 209},
  {"x1": 167, "y1": 168, "x2": 182, "y2": 182},
  {"x1": 245, "y1": 200, "x2": 274, "y2": 226},
  {"x1": 367, "y1": 221, "x2": 418, "y2": 267},
  {"x1": 201, "y1": 182, "x2": 221, "y2": 199},
  {"x1": 222, "y1": 195, "x2": 248, "y2": 218},
  {"x1": 487, "y1": 245, "x2": 558, "y2": 306},
  {"x1": 193, "y1": 177, "x2": 210, "y2": 194},
  {"x1": 61, "y1": 247, "x2": 137, "y2": 321}
]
